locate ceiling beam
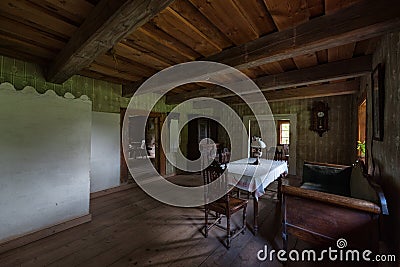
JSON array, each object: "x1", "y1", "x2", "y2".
[
  {"x1": 165, "y1": 55, "x2": 371, "y2": 104},
  {"x1": 124, "y1": 0, "x2": 399, "y2": 96},
  {"x1": 206, "y1": 0, "x2": 400, "y2": 69},
  {"x1": 46, "y1": 0, "x2": 175, "y2": 84},
  {"x1": 220, "y1": 80, "x2": 360, "y2": 105}
]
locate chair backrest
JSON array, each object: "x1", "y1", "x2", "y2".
[{"x1": 202, "y1": 161, "x2": 229, "y2": 202}]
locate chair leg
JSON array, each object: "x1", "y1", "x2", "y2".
[
  {"x1": 282, "y1": 223, "x2": 288, "y2": 252},
  {"x1": 242, "y1": 205, "x2": 247, "y2": 234},
  {"x1": 205, "y1": 207, "x2": 208, "y2": 238},
  {"x1": 226, "y1": 214, "x2": 231, "y2": 249}
]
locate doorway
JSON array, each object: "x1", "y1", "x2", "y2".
[
  {"x1": 243, "y1": 114, "x2": 297, "y2": 175},
  {"x1": 120, "y1": 109, "x2": 166, "y2": 183},
  {"x1": 187, "y1": 118, "x2": 218, "y2": 161}
]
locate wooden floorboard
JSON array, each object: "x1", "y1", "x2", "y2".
[{"x1": 0, "y1": 174, "x2": 371, "y2": 267}]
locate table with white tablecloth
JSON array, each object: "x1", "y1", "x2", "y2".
[{"x1": 227, "y1": 158, "x2": 288, "y2": 233}]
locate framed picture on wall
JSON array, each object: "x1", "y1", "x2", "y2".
[{"x1": 371, "y1": 63, "x2": 384, "y2": 141}]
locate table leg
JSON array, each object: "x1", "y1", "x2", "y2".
[
  {"x1": 253, "y1": 192, "x2": 258, "y2": 234},
  {"x1": 278, "y1": 175, "x2": 282, "y2": 202}
]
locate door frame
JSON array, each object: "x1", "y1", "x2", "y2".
[
  {"x1": 243, "y1": 114, "x2": 297, "y2": 175},
  {"x1": 120, "y1": 109, "x2": 167, "y2": 184}
]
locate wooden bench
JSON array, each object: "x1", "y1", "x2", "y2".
[{"x1": 281, "y1": 161, "x2": 388, "y2": 251}]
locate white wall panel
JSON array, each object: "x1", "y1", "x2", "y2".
[{"x1": 0, "y1": 83, "x2": 91, "y2": 241}]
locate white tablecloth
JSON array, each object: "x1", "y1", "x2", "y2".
[{"x1": 227, "y1": 158, "x2": 288, "y2": 200}]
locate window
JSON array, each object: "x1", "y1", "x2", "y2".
[
  {"x1": 358, "y1": 99, "x2": 366, "y2": 142},
  {"x1": 357, "y1": 99, "x2": 366, "y2": 158},
  {"x1": 279, "y1": 121, "x2": 290, "y2": 145}
]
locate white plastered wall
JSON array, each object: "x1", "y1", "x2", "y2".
[
  {"x1": 90, "y1": 112, "x2": 120, "y2": 192},
  {"x1": 0, "y1": 83, "x2": 91, "y2": 241}
]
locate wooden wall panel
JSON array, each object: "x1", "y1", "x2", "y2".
[
  {"x1": 229, "y1": 94, "x2": 357, "y2": 175},
  {"x1": 0, "y1": 55, "x2": 122, "y2": 113},
  {"x1": 357, "y1": 31, "x2": 400, "y2": 255}
]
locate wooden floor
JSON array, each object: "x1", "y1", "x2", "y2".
[{"x1": 0, "y1": 175, "x2": 379, "y2": 267}]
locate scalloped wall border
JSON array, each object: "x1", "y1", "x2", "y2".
[{"x1": 0, "y1": 82, "x2": 91, "y2": 102}]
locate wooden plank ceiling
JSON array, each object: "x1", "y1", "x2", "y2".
[{"x1": 0, "y1": 0, "x2": 399, "y2": 103}]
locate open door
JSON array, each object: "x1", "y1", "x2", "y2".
[{"x1": 121, "y1": 110, "x2": 167, "y2": 183}]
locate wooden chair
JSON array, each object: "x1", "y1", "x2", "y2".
[
  {"x1": 203, "y1": 161, "x2": 248, "y2": 249},
  {"x1": 275, "y1": 145, "x2": 283, "y2": 160}
]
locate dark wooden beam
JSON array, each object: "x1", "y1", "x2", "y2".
[
  {"x1": 221, "y1": 80, "x2": 360, "y2": 105},
  {"x1": 206, "y1": 0, "x2": 400, "y2": 69},
  {"x1": 165, "y1": 56, "x2": 371, "y2": 104},
  {"x1": 254, "y1": 56, "x2": 369, "y2": 92},
  {"x1": 46, "y1": 0, "x2": 175, "y2": 83},
  {"x1": 123, "y1": 0, "x2": 399, "y2": 95}
]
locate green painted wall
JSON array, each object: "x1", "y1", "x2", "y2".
[{"x1": 0, "y1": 55, "x2": 122, "y2": 113}]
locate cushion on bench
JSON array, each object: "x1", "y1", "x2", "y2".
[
  {"x1": 350, "y1": 164, "x2": 380, "y2": 204},
  {"x1": 301, "y1": 164, "x2": 352, "y2": 196}
]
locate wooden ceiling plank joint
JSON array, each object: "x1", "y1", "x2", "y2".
[
  {"x1": 46, "y1": 0, "x2": 175, "y2": 83},
  {"x1": 206, "y1": 0, "x2": 400, "y2": 70},
  {"x1": 164, "y1": 55, "x2": 371, "y2": 104}
]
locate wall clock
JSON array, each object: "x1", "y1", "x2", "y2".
[{"x1": 310, "y1": 101, "x2": 329, "y2": 137}]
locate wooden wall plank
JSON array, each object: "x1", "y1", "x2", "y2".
[{"x1": 231, "y1": 94, "x2": 357, "y2": 175}]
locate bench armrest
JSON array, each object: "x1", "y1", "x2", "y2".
[
  {"x1": 282, "y1": 185, "x2": 381, "y2": 214},
  {"x1": 366, "y1": 176, "x2": 389, "y2": 215}
]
